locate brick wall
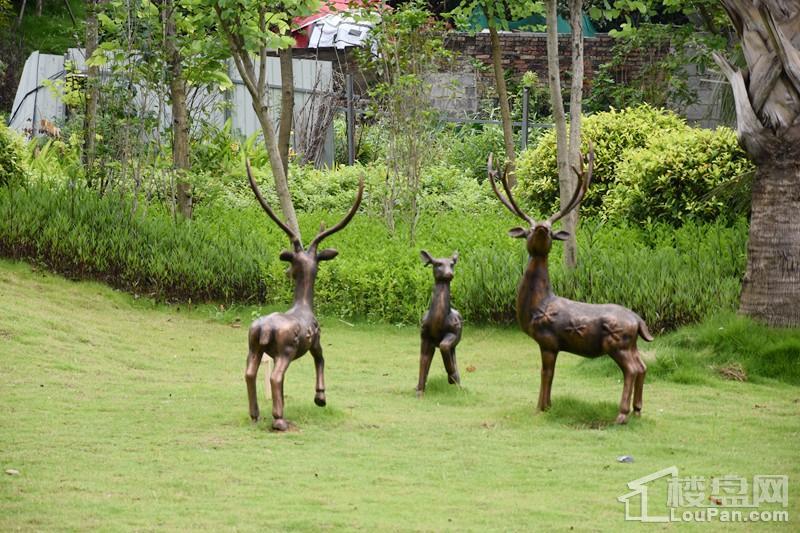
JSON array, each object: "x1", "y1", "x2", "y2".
[{"x1": 444, "y1": 32, "x2": 641, "y2": 94}]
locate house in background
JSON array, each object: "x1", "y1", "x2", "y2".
[{"x1": 293, "y1": 0, "x2": 377, "y2": 50}]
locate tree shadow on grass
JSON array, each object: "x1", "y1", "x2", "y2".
[
  {"x1": 416, "y1": 375, "x2": 480, "y2": 406},
  {"x1": 285, "y1": 403, "x2": 347, "y2": 428},
  {"x1": 501, "y1": 395, "x2": 635, "y2": 430},
  {"x1": 543, "y1": 396, "x2": 622, "y2": 429},
  {"x1": 240, "y1": 402, "x2": 348, "y2": 432}
]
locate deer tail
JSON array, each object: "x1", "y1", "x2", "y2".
[
  {"x1": 637, "y1": 316, "x2": 654, "y2": 342},
  {"x1": 248, "y1": 321, "x2": 272, "y2": 352}
]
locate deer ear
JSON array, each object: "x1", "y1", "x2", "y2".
[
  {"x1": 317, "y1": 248, "x2": 339, "y2": 261},
  {"x1": 451, "y1": 252, "x2": 459, "y2": 265},
  {"x1": 508, "y1": 227, "x2": 528, "y2": 239},
  {"x1": 279, "y1": 250, "x2": 295, "y2": 262},
  {"x1": 420, "y1": 250, "x2": 433, "y2": 265},
  {"x1": 552, "y1": 230, "x2": 571, "y2": 241}
]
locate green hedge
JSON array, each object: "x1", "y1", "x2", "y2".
[
  {"x1": 515, "y1": 105, "x2": 753, "y2": 225},
  {"x1": 606, "y1": 127, "x2": 753, "y2": 225},
  {"x1": 0, "y1": 123, "x2": 28, "y2": 187},
  {"x1": 0, "y1": 183, "x2": 747, "y2": 332},
  {"x1": 516, "y1": 105, "x2": 687, "y2": 218}
]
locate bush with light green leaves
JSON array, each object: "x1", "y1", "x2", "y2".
[
  {"x1": 515, "y1": 105, "x2": 687, "y2": 218},
  {"x1": 605, "y1": 126, "x2": 754, "y2": 225},
  {"x1": 0, "y1": 122, "x2": 28, "y2": 187}
]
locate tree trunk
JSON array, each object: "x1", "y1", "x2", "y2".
[
  {"x1": 488, "y1": 22, "x2": 516, "y2": 185},
  {"x1": 544, "y1": 0, "x2": 578, "y2": 268},
  {"x1": 83, "y1": 0, "x2": 99, "y2": 186},
  {"x1": 16, "y1": 0, "x2": 27, "y2": 26},
  {"x1": 740, "y1": 148, "x2": 800, "y2": 325},
  {"x1": 164, "y1": 0, "x2": 192, "y2": 219},
  {"x1": 278, "y1": 47, "x2": 294, "y2": 178},
  {"x1": 252, "y1": 101, "x2": 301, "y2": 239},
  {"x1": 714, "y1": 0, "x2": 800, "y2": 326},
  {"x1": 216, "y1": 6, "x2": 301, "y2": 239},
  {"x1": 563, "y1": 0, "x2": 585, "y2": 269},
  {"x1": 36, "y1": 0, "x2": 43, "y2": 17}
]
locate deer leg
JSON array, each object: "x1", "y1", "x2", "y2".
[
  {"x1": 245, "y1": 350, "x2": 262, "y2": 422},
  {"x1": 311, "y1": 338, "x2": 326, "y2": 407},
  {"x1": 440, "y1": 333, "x2": 461, "y2": 385},
  {"x1": 270, "y1": 355, "x2": 292, "y2": 431},
  {"x1": 611, "y1": 351, "x2": 636, "y2": 425},
  {"x1": 633, "y1": 352, "x2": 647, "y2": 416},
  {"x1": 538, "y1": 350, "x2": 558, "y2": 411},
  {"x1": 416, "y1": 337, "x2": 435, "y2": 397}
]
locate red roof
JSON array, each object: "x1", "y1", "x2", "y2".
[{"x1": 293, "y1": 0, "x2": 382, "y2": 48}]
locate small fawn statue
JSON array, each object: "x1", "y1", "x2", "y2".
[
  {"x1": 244, "y1": 160, "x2": 364, "y2": 431},
  {"x1": 488, "y1": 147, "x2": 653, "y2": 424},
  {"x1": 417, "y1": 251, "x2": 463, "y2": 396}
]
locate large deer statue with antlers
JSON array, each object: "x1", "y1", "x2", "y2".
[
  {"x1": 244, "y1": 160, "x2": 364, "y2": 431},
  {"x1": 488, "y1": 147, "x2": 653, "y2": 424}
]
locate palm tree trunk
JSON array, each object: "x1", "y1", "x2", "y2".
[
  {"x1": 739, "y1": 146, "x2": 800, "y2": 326},
  {"x1": 714, "y1": 0, "x2": 800, "y2": 326}
]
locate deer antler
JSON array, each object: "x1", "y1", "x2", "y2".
[
  {"x1": 309, "y1": 176, "x2": 365, "y2": 251},
  {"x1": 246, "y1": 159, "x2": 303, "y2": 252},
  {"x1": 487, "y1": 153, "x2": 535, "y2": 225},
  {"x1": 547, "y1": 142, "x2": 594, "y2": 225}
]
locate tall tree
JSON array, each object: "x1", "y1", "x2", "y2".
[
  {"x1": 212, "y1": 0, "x2": 318, "y2": 237},
  {"x1": 486, "y1": 12, "x2": 516, "y2": 182},
  {"x1": 452, "y1": 1, "x2": 544, "y2": 186},
  {"x1": 161, "y1": 0, "x2": 192, "y2": 218},
  {"x1": 83, "y1": 0, "x2": 99, "y2": 185},
  {"x1": 712, "y1": 0, "x2": 800, "y2": 326},
  {"x1": 544, "y1": 0, "x2": 584, "y2": 268},
  {"x1": 277, "y1": 46, "x2": 293, "y2": 178}
]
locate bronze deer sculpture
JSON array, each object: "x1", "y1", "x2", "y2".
[
  {"x1": 244, "y1": 160, "x2": 364, "y2": 431},
  {"x1": 417, "y1": 251, "x2": 463, "y2": 396},
  {"x1": 488, "y1": 148, "x2": 653, "y2": 424}
]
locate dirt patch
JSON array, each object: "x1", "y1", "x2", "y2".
[{"x1": 716, "y1": 362, "x2": 747, "y2": 382}]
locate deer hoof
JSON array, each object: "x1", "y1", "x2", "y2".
[
  {"x1": 250, "y1": 410, "x2": 260, "y2": 422},
  {"x1": 416, "y1": 388, "x2": 424, "y2": 398},
  {"x1": 314, "y1": 392, "x2": 326, "y2": 407},
  {"x1": 272, "y1": 418, "x2": 289, "y2": 431},
  {"x1": 448, "y1": 374, "x2": 461, "y2": 385},
  {"x1": 633, "y1": 408, "x2": 642, "y2": 417},
  {"x1": 615, "y1": 413, "x2": 629, "y2": 425}
]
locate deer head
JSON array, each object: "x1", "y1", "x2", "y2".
[
  {"x1": 246, "y1": 159, "x2": 364, "y2": 287},
  {"x1": 487, "y1": 145, "x2": 593, "y2": 257},
  {"x1": 420, "y1": 251, "x2": 458, "y2": 282}
]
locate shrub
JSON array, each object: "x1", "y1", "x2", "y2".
[
  {"x1": 0, "y1": 122, "x2": 28, "y2": 186},
  {"x1": 444, "y1": 125, "x2": 507, "y2": 181},
  {"x1": 0, "y1": 182, "x2": 747, "y2": 332},
  {"x1": 334, "y1": 119, "x2": 387, "y2": 166},
  {"x1": 515, "y1": 105, "x2": 687, "y2": 217},
  {"x1": 605, "y1": 127, "x2": 754, "y2": 225},
  {"x1": 234, "y1": 161, "x2": 498, "y2": 217}
]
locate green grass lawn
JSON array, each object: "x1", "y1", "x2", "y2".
[
  {"x1": 1, "y1": 259, "x2": 798, "y2": 530},
  {"x1": 18, "y1": 0, "x2": 87, "y2": 55}
]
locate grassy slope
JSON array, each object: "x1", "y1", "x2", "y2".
[
  {"x1": 0, "y1": 258, "x2": 798, "y2": 530},
  {"x1": 18, "y1": 0, "x2": 87, "y2": 55}
]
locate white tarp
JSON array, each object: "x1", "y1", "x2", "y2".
[{"x1": 308, "y1": 14, "x2": 373, "y2": 49}]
